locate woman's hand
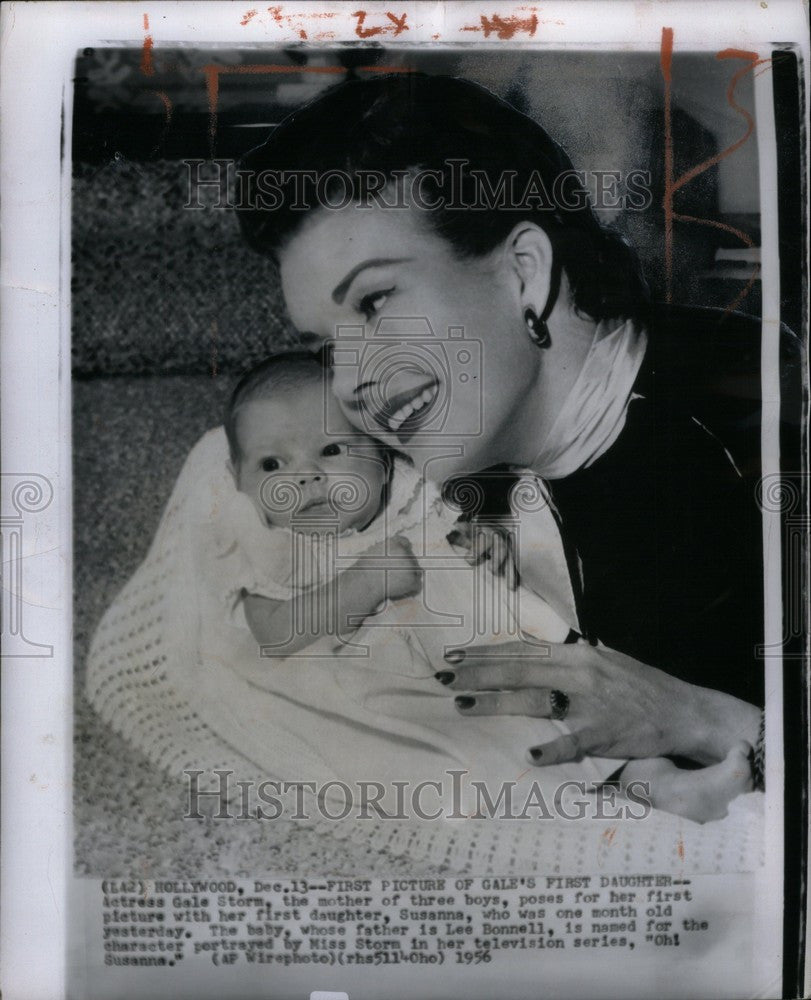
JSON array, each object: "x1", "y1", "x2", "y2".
[
  {"x1": 435, "y1": 639, "x2": 761, "y2": 766},
  {"x1": 448, "y1": 520, "x2": 519, "y2": 590}
]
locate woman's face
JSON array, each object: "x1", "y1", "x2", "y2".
[{"x1": 278, "y1": 204, "x2": 546, "y2": 481}]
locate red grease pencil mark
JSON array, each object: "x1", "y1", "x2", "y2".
[
  {"x1": 243, "y1": 7, "x2": 339, "y2": 39},
  {"x1": 462, "y1": 12, "x2": 538, "y2": 38},
  {"x1": 602, "y1": 826, "x2": 617, "y2": 847},
  {"x1": 660, "y1": 27, "x2": 675, "y2": 303},
  {"x1": 677, "y1": 837, "x2": 684, "y2": 861},
  {"x1": 661, "y1": 29, "x2": 769, "y2": 310},
  {"x1": 141, "y1": 14, "x2": 154, "y2": 76},
  {"x1": 140, "y1": 14, "x2": 172, "y2": 151},
  {"x1": 153, "y1": 90, "x2": 172, "y2": 121},
  {"x1": 353, "y1": 10, "x2": 409, "y2": 38}
]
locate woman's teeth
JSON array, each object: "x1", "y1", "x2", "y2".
[{"x1": 387, "y1": 386, "x2": 437, "y2": 431}]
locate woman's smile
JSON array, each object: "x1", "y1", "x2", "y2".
[{"x1": 362, "y1": 376, "x2": 440, "y2": 437}]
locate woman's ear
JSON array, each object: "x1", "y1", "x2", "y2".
[{"x1": 504, "y1": 223, "x2": 555, "y2": 318}]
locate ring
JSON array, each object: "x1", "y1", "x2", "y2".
[{"x1": 549, "y1": 689, "x2": 570, "y2": 721}]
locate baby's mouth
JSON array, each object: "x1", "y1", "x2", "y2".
[{"x1": 298, "y1": 497, "x2": 331, "y2": 514}]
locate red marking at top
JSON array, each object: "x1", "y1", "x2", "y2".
[
  {"x1": 241, "y1": 9, "x2": 258, "y2": 25},
  {"x1": 462, "y1": 13, "x2": 538, "y2": 38},
  {"x1": 660, "y1": 27, "x2": 675, "y2": 301},
  {"x1": 661, "y1": 29, "x2": 765, "y2": 309},
  {"x1": 353, "y1": 10, "x2": 408, "y2": 38},
  {"x1": 141, "y1": 13, "x2": 154, "y2": 77}
]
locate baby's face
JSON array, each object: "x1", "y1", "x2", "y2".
[{"x1": 234, "y1": 385, "x2": 387, "y2": 533}]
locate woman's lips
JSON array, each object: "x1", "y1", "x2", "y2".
[{"x1": 367, "y1": 380, "x2": 440, "y2": 435}]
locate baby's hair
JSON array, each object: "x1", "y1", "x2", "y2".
[{"x1": 225, "y1": 350, "x2": 328, "y2": 465}]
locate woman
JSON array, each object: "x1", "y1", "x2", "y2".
[{"x1": 236, "y1": 72, "x2": 766, "y2": 777}]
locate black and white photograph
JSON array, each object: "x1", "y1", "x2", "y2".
[{"x1": 1, "y1": 3, "x2": 808, "y2": 998}]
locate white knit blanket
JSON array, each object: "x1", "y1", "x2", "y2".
[{"x1": 86, "y1": 428, "x2": 764, "y2": 874}]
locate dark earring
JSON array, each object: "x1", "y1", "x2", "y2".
[{"x1": 524, "y1": 308, "x2": 551, "y2": 348}]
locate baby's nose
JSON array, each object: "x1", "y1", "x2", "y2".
[{"x1": 298, "y1": 473, "x2": 322, "y2": 485}]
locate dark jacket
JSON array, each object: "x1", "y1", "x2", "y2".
[{"x1": 547, "y1": 304, "x2": 801, "y2": 708}]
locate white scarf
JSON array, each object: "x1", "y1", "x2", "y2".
[{"x1": 532, "y1": 317, "x2": 648, "y2": 480}]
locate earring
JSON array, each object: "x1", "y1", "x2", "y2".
[{"x1": 524, "y1": 307, "x2": 551, "y2": 348}]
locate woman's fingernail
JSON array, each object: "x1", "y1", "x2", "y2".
[
  {"x1": 444, "y1": 649, "x2": 465, "y2": 664},
  {"x1": 529, "y1": 747, "x2": 543, "y2": 761},
  {"x1": 455, "y1": 696, "x2": 476, "y2": 710},
  {"x1": 434, "y1": 671, "x2": 455, "y2": 686}
]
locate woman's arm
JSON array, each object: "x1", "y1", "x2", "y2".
[{"x1": 437, "y1": 640, "x2": 761, "y2": 765}]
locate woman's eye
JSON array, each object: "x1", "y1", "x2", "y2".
[
  {"x1": 358, "y1": 288, "x2": 394, "y2": 320},
  {"x1": 322, "y1": 443, "x2": 343, "y2": 457},
  {"x1": 261, "y1": 457, "x2": 280, "y2": 472}
]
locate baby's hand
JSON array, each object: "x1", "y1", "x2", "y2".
[
  {"x1": 356, "y1": 535, "x2": 421, "y2": 602},
  {"x1": 449, "y1": 520, "x2": 519, "y2": 590},
  {"x1": 382, "y1": 535, "x2": 422, "y2": 601}
]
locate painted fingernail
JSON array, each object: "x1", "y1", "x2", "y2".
[
  {"x1": 434, "y1": 671, "x2": 455, "y2": 685},
  {"x1": 529, "y1": 747, "x2": 543, "y2": 761},
  {"x1": 455, "y1": 696, "x2": 476, "y2": 710},
  {"x1": 444, "y1": 649, "x2": 465, "y2": 664}
]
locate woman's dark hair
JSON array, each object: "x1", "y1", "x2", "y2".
[{"x1": 237, "y1": 73, "x2": 649, "y2": 322}]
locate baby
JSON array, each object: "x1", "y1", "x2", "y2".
[
  {"x1": 222, "y1": 351, "x2": 427, "y2": 654},
  {"x1": 218, "y1": 352, "x2": 753, "y2": 823}
]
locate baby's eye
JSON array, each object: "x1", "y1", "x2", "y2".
[
  {"x1": 261, "y1": 457, "x2": 280, "y2": 472},
  {"x1": 321, "y1": 443, "x2": 344, "y2": 457},
  {"x1": 357, "y1": 288, "x2": 394, "y2": 320}
]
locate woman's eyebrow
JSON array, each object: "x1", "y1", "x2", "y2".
[{"x1": 331, "y1": 257, "x2": 412, "y2": 304}]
